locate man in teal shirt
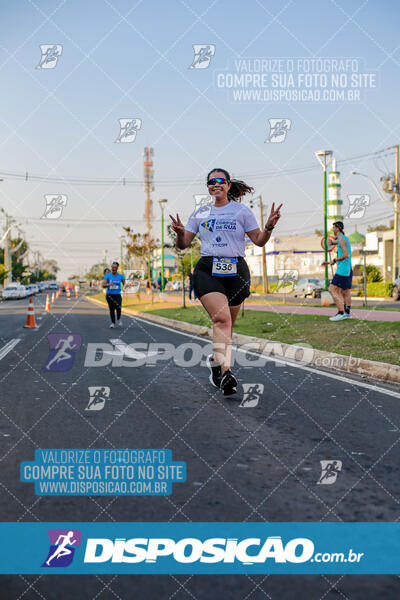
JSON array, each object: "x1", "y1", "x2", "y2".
[{"x1": 325, "y1": 221, "x2": 352, "y2": 322}]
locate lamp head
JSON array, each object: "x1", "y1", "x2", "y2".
[{"x1": 315, "y1": 150, "x2": 333, "y2": 170}]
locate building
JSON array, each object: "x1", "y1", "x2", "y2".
[
  {"x1": 152, "y1": 247, "x2": 178, "y2": 280},
  {"x1": 363, "y1": 229, "x2": 395, "y2": 282},
  {"x1": 245, "y1": 235, "x2": 325, "y2": 283}
]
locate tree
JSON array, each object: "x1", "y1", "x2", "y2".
[
  {"x1": 85, "y1": 263, "x2": 106, "y2": 281},
  {"x1": 314, "y1": 229, "x2": 323, "y2": 236},
  {"x1": 367, "y1": 220, "x2": 394, "y2": 232},
  {"x1": 124, "y1": 228, "x2": 159, "y2": 282},
  {"x1": 30, "y1": 269, "x2": 56, "y2": 283},
  {"x1": 166, "y1": 224, "x2": 201, "y2": 308},
  {"x1": 0, "y1": 237, "x2": 30, "y2": 283}
]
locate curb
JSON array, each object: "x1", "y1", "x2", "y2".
[{"x1": 86, "y1": 296, "x2": 400, "y2": 385}]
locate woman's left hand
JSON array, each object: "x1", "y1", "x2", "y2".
[{"x1": 265, "y1": 202, "x2": 282, "y2": 229}]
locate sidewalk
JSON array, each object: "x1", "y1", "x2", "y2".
[
  {"x1": 247, "y1": 304, "x2": 400, "y2": 322},
  {"x1": 120, "y1": 292, "x2": 400, "y2": 321}
]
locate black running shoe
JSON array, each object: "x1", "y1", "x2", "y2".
[
  {"x1": 220, "y1": 370, "x2": 237, "y2": 396},
  {"x1": 206, "y1": 354, "x2": 222, "y2": 388}
]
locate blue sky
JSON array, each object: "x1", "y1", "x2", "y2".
[{"x1": 0, "y1": 0, "x2": 399, "y2": 278}]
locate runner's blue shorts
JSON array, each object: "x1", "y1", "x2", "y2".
[{"x1": 331, "y1": 270, "x2": 353, "y2": 290}]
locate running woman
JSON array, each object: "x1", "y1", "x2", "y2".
[
  {"x1": 170, "y1": 168, "x2": 282, "y2": 395},
  {"x1": 102, "y1": 261, "x2": 125, "y2": 328},
  {"x1": 323, "y1": 221, "x2": 353, "y2": 321}
]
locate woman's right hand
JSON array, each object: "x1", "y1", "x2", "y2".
[{"x1": 169, "y1": 213, "x2": 184, "y2": 236}]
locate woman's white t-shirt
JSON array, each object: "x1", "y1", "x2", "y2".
[{"x1": 185, "y1": 201, "x2": 259, "y2": 257}]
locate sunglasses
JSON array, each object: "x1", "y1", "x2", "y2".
[{"x1": 207, "y1": 177, "x2": 229, "y2": 186}]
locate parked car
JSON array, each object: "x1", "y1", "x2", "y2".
[
  {"x1": 47, "y1": 281, "x2": 58, "y2": 291},
  {"x1": 38, "y1": 282, "x2": 48, "y2": 292},
  {"x1": 393, "y1": 277, "x2": 400, "y2": 301},
  {"x1": 2, "y1": 283, "x2": 26, "y2": 300},
  {"x1": 293, "y1": 278, "x2": 325, "y2": 298},
  {"x1": 172, "y1": 280, "x2": 182, "y2": 291},
  {"x1": 30, "y1": 284, "x2": 39, "y2": 295}
]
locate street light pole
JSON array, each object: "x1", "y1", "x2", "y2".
[
  {"x1": 315, "y1": 150, "x2": 333, "y2": 291},
  {"x1": 351, "y1": 170, "x2": 392, "y2": 206},
  {"x1": 158, "y1": 199, "x2": 168, "y2": 292}
]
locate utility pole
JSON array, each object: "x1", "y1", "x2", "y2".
[
  {"x1": 258, "y1": 196, "x2": 269, "y2": 294},
  {"x1": 394, "y1": 144, "x2": 399, "y2": 280},
  {"x1": 380, "y1": 145, "x2": 399, "y2": 280},
  {"x1": 143, "y1": 147, "x2": 154, "y2": 238},
  {"x1": 119, "y1": 235, "x2": 125, "y2": 274},
  {"x1": 249, "y1": 196, "x2": 269, "y2": 293}
]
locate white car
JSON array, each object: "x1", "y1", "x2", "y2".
[
  {"x1": 2, "y1": 283, "x2": 26, "y2": 300},
  {"x1": 47, "y1": 282, "x2": 58, "y2": 291},
  {"x1": 24, "y1": 285, "x2": 35, "y2": 296},
  {"x1": 38, "y1": 282, "x2": 48, "y2": 292}
]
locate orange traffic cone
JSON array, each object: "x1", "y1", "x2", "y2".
[
  {"x1": 75, "y1": 290, "x2": 78, "y2": 298},
  {"x1": 45, "y1": 294, "x2": 51, "y2": 312},
  {"x1": 51, "y1": 292, "x2": 55, "y2": 303},
  {"x1": 56, "y1": 290, "x2": 59, "y2": 299},
  {"x1": 67, "y1": 288, "x2": 71, "y2": 299},
  {"x1": 24, "y1": 297, "x2": 37, "y2": 328}
]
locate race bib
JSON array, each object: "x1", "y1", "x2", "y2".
[
  {"x1": 109, "y1": 283, "x2": 119, "y2": 290},
  {"x1": 212, "y1": 257, "x2": 238, "y2": 277}
]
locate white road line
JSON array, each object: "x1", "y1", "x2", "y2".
[
  {"x1": 0, "y1": 339, "x2": 21, "y2": 362},
  {"x1": 126, "y1": 314, "x2": 400, "y2": 400}
]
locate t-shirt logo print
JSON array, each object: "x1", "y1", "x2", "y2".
[{"x1": 201, "y1": 218, "x2": 216, "y2": 232}]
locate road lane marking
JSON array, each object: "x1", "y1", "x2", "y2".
[
  {"x1": 0, "y1": 339, "x2": 21, "y2": 362},
  {"x1": 127, "y1": 315, "x2": 400, "y2": 400}
]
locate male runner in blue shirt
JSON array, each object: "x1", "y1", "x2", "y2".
[
  {"x1": 102, "y1": 261, "x2": 125, "y2": 328},
  {"x1": 324, "y1": 221, "x2": 352, "y2": 322}
]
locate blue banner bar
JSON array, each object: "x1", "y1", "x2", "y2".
[{"x1": 0, "y1": 522, "x2": 399, "y2": 574}]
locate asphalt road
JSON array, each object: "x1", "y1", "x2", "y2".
[{"x1": 0, "y1": 293, "x2": 400, "y2": 599}]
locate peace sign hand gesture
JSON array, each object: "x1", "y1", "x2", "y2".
[
  {"x1": 265, "y1": 202, "x2": 282, "y2": 230},
  {"x1": 169, "y1": 213, "x2": 184, "y2": 237}
]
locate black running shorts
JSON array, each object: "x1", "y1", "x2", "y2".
[{"x1": 193, "y1": 256, "x2": 251, "y2": 306}]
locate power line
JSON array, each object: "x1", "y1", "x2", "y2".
[{"x1": 0, "y1": 148, "x2": 395, "y2": 187}]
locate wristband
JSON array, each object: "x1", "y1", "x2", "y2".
[{"x1": 265, "y1": 225, "x2": 274, "y2": 231}]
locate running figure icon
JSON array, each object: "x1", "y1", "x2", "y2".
[
  {"x1": 42, "y1": 334, "x2": 82, "y2": 372},
  {"x1": 45, "y1": 335, "x2": 77, "y2": 371},
  {"x1": 45, "y1": 531, "x2": 77, "y2": 566}
]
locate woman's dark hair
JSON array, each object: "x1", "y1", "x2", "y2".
[{"x1": 206, "y1": 168, "x2": 254, "y2": 202}]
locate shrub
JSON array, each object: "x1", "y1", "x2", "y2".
[
  {"x1": 366, "y1": 282, "x2": 393, "y2": 297},
  {"x1": 360, "y1": 264, "x2": 383, "y2": 283}
]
